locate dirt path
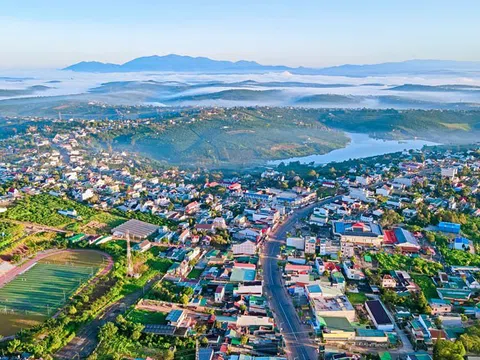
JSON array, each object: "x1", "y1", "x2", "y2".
[{"x1": 0, "y1": 249, "x2": 113, "y2": 288}]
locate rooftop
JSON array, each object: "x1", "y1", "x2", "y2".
[{"x1": 111, "y1": 219, "x2": 160, "y2": 239}]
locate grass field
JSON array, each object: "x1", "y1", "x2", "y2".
[
  {"x1": 346, "y1": 292, "x2": 368, "y2": 305},
  {"x1": 127, "y1": 309, "x2": 167, "y2": 324},
  {"x1": 187, "y1": 268, "x2": 203, "y2": 279}
]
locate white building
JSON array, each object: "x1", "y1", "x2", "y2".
[
  {"x1": 286, "y1": 237, "x2": 305, "y2": 250},
  {"x1": 441, "y1": 167, "x2": 458, "y2": 179},
  {"x1": 304, "y1": 237, "x2": 316, "y2": 254}
]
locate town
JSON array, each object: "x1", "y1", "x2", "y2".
[{"x1": 0, "y1": 116, "x2": 478, "y2": 360}]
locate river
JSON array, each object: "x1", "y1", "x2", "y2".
[{"x1": 270, "y1": 132, "x2": 438, "y2": 165}]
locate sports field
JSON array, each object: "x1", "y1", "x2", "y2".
[
  {"x1": 0, "y1": 251, "x2": 106, "y2": 315},
  {"x1": 0, "y1": 263, "x2": 95, "y2": 315},
  {"x1": 0, "y1": 250, "x2": 108, "y2": 335}
]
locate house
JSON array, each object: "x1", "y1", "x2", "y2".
[
  {"x1": 79, "y1": 188, "x2": 95, "y2": 201},
  {"x1": 437, "y1": 288, "x2": 471, "y2": 303},
  {"x1": 286, "y1": 237, "x2": 304, "y2": 250},
  {"x1": 342, "y1": 261, "x2": 365, "y2": 280},
  {"x1": 321, "y1": 316, "x2": 355, "y2": 342},
  {"x1": 235, "y1": 228, "x2": 262, "y2": 242},
  {"x1": 365, "y1": 300, "x2": 394, "y2": 331},
  {"x1": 310, "y1": 207, "x2": 329, "y2": 225},
  {"x1": 197, "y1": 348, "x2": 214, "y2": 360},
  {"x1": 429, "y1": 299, "x2": 452, "y2": 315},
  {"x1": 376, "y1": 184, "x2": 393, "y2": 197},
  {"x1": 215, "y1": 285, "x2": 225, "y2": 303},
  {"x1": 58, "y1": 209, "x2": 78, "y2": 218},
  {"x1": 185, "y1": 201, "x2": 200, "y2": 215},
  {"x1": 453, "y1": 237, "x2": 472, "y2": 251},
  {"x1": 166, "y1": 309, "x2": 186, "y2": 327},
  {"x1": 382, "y1": 275, "x2": 397, "y2": 288},
  {"x1": 232, "y1": 240, "x2": 257, "y2": 256},
  {"x1": 230, "y1": 267, "x2": 256, "y2": 283},
  {"x1": 133, "y1": 240, "x2": 152, "y2": 253},
  {"x1": 236, "y1": 315, "x2": 274, "y2": 330},
  {"x1": 178, "y1": 229, "x2": 190, "y2": 243},
  {"x1": 304, "y1": 237, "x2": 316, "y2": 254},
  {"x1": 441, "y1": 167, "x2": 457, "y2": 179}
]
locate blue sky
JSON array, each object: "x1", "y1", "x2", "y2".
[{"x1": 1, "y1": 0, "x2": 479, "y2": 69}]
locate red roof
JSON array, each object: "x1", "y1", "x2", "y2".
[
  {"x1": 234, "y1": 262, "x2": 256, "y2": 269},
  {"x1": 383, "y1": 230, "x2": 398, "y2": 244},
  {"x1": 285, "y1": 264, "x2": 311, "y2": 273}
]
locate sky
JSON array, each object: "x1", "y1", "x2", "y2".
[{"x1": 1, "y1": 0, "x2": 479, "y2": 69}]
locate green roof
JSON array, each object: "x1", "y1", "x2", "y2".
[
  {"x1": 357, "y1": 328, "x2": 387, "y2": 338},
  {"x1": 364, "y1": 254, "x2": 372, "y2": 262},
  {"x1": 321, "y1": 316, "x2": 354, "y2": 332},
  {"x1": 379, "y1": 352, "x2": 392, "y2": 360}
]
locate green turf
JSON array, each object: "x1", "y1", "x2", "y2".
[
  {"x1": 0, "y1": 262, "x2": 98, "y2": 315},
  {"x1": 187, "y1": 268, "x2": 203, "y2": 279},
  {"x1": 346, "y1": 292, "x2": 368, "y2": 305},
  {"x1": 127, "y1": 309, "x2": 167, "y2": 324}
]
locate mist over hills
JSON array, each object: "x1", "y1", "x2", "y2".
[{"x1": 64, "y1": 55, "x2": 480, "y2": 77}]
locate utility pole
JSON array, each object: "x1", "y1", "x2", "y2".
[
  {"x1": 195, "y1": 339, "x2": 199, "y2": 360},
  {"x1": 126, "y1": 231, "x2": 134, "y2": 277}
]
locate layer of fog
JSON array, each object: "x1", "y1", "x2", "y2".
[{"x1": 1, "y1": 69, "x2": 480, "y2": 108}]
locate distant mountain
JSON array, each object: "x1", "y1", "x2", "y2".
[
  {"x1": 64, "y1": 54, "x2": 290, "y2": 73},
  {"x1": 310, "y1": 60, "x2": 480, "y2": 77},
  {"x1": 63, "y1": 55, "x2": 480, "y2": 77}
]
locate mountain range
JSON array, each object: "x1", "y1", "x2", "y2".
[{"x1": 63, "y1": 55, "x2": 480, "y2": 77}]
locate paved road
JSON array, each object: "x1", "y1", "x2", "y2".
[
  {"x1": 55, "y1": 274, "x2": 164, "y2": 359},
  {"x1": 262, "y1": 196, "x2": 341, "y2": 360}
]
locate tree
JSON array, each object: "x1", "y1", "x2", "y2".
[
  {"x1": 131, "y1": 323, "x2": 144, "y2": 341},
  {"x1": 98, "y1": 322, "x2": 118, "y2": 342},
  {"x1": 180, "y1": 294, "x2": 190, "y2": 305},
  {"x1": 380, "y1": 209, "x2": 404, "y2": 227},
  {"x1": 7, "y1": 338, "x2": 22, "y2": 354},
  {"x1": 433, "y1": 339, "x2": 466, "y2": 360}
]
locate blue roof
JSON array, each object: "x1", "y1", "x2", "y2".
[
  {"x1": 307, "y1": 284, "x2": 322, "y2": 293},
  {"x1": 454, "y1": 237, "x2": 469, "y2": 245},
  {"x1": 166, "y1": 309, "x2": 184, "y2": 322},
  {"x1": 394, "y1": 228, "x2": 419, "y2": 246}
]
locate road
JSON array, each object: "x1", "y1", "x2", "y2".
[
  {"x1": 262, "y1": 196, "x2": 340, "y2": 360},
  {"x1": 55, "y1": 274, "x2": 164, "y2": 359}
]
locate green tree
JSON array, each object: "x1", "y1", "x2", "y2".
[
  {"x1": 7, "y1": 338, "x2": 22, "y2": 354},
  {"x1": 433, "y1": 339, "x2": 466, "y2": 360},
  {"x1": 98, "y1": 322, "x2": 118, "y2": 342}
]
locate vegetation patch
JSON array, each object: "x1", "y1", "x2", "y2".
[
  {"x1": 3, "y1": 194, "x2": 125, "y2": 230},
  {"x1": 127, "y1": 309, "x2": 167, "y2": 325},
  {"x1": 346, "y1": 292, "x2": 368, "y2": 305},
  {"x1": 412, "y1": 274, "x2": 438, "y2": 300}
]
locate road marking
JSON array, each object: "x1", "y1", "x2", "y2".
[{"x1": 277, "y1": 299, "x2": 298, "y2": 341}]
